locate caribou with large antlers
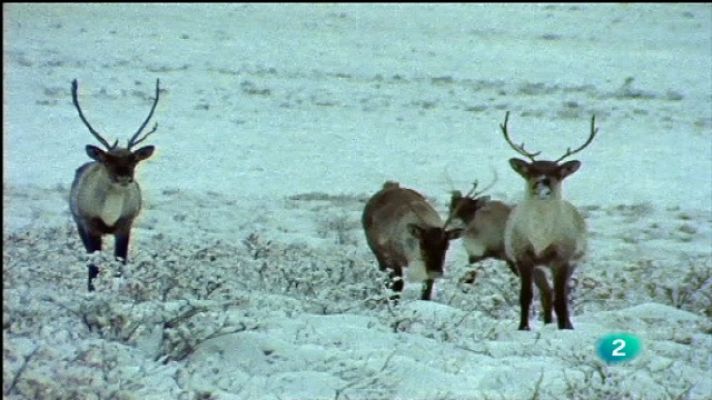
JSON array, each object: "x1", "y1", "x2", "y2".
[
  {"x1": 69, "y1": 79, "x2": 160, "y2": 291},
  {"x1": 500, "y1": 111, "x2": 597, "y2": 330},
  {"x1": 362, "y1": 181, "x2": 463, "y2": 301}
]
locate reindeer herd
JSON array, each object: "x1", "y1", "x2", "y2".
[{"x1": 69, "y1": 79, "x2": 597, "y2": 331}]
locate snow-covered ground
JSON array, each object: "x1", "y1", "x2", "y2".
[{"x1": 3, "y1": 3, "x2": 711, "y2": 399}]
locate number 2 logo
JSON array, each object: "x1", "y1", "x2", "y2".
[
  {"x1": 597, "y1": 333, "x2": 641, "y2": 364},
  {"x1": 611, "y1": 338, "x2": 626, "y2": 357}
]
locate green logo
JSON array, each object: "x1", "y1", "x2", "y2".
[{"x1": 597, "y1": 333, "x2": 642, "y2": 364}]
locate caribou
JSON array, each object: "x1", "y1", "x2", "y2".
[
  {"x1": 362, "y1": 181, "x2": 463, "y2": 301},
  {"x1": 69, "y1": 79, "x2": 160, "y2": 291},
  {"x1": 500, "y1": 111, "x2": 596, "y2": 330},
  {"x1": 448, "y1": 175, "x2": 518, "y2": 283}
]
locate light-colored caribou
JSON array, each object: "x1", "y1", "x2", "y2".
[
  {"x1": 69, "y1": 79, "x2": 160, "y2": 291},
  {"x1": 500, "y1": 111, "x2": 596, "y2": 330},
  {"x1": 448, "y1": 176, "x2": 518, "y2": 283}
]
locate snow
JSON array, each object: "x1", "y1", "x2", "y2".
[{"x1": 3, "y1": 3, "x2": 711, "y2": 400}]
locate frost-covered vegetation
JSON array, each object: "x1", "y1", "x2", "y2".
[
  {"x1": 4, "y1": 3, "x2": 711, "y2": 399},
  {"x1": 4, "y1": 185, "x2": 711, "y2": 399}
]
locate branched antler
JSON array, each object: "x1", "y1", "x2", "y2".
[
  {"x1": 471, "y1": 168, "x2": 498, "y2": 199},
  {"x1": 445, "y1": 168, "x2": 498, "y2": 228},
  {"x1": 72, "y1": 79, "x2": 117, "y2": 149},
  {"x1": 127, "y1": 79, "x2": 160, "y2": 149},
  {"x1": 500, "y1": 111, "x2": 541, "y2": 161},
  {"x1": 554, "y1": 115, "x2": 598, "y2": 163}
]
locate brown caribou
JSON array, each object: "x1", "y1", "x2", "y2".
[{"x1": 362, "y1": 181, "x2": 463, "y2": 301}]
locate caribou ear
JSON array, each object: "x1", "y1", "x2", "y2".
[
  {"x1": 133, "y1": 145, "x2": 155, "y2": 161},
  {"x1": 449, "y1": 191, "x2": 463, "y2": 212},
  {"x1": 446, "y1": 228, "x2": 464, "y2": 241},
  {"x1": 559, "y1": 160, "x2": 581, "y2": 179},
  {"x1": 407, "y1": 224, "x2": 424, "y2": 239},
  {"x1": 86, "y1": 145, "x2": 106, "y2": 162},
  {"x1": 509, "y1": 158, "x2": 530, "y2": 177}
]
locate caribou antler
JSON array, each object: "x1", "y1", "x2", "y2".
[
  {"x1": 444, "y1": 168, "x2": 498, "y2": 228},
  {"x1": 554, "y1": 115, "x2": 598, "y2": 163},
  {"x1": 127, "y1": 79, "x2": 160, "y2": 149},
  {"x1": 471, "y1": 168, "x2": 498, "y2": 199},
  {"x1": 500, "y1": 111, "x2": 541, "y2": 161},
  {"x1": 72, "y1": 79, "x2": 117, "y2": 149}
]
